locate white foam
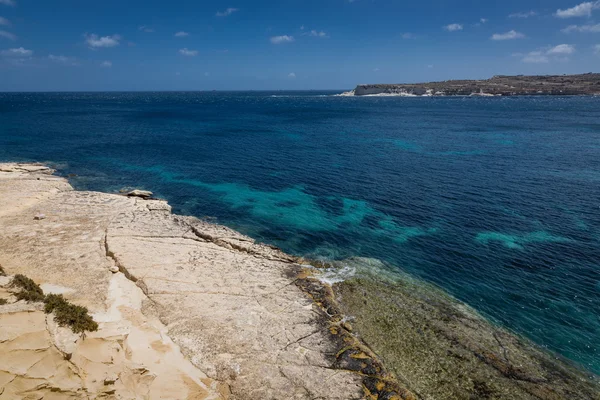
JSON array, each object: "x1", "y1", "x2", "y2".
[
  {"x1": 315, "y1": 265, "x2": 356, "y2": 285},
  {"x1": 334, "y1": 90, "x2": 355, "y2": 97}
]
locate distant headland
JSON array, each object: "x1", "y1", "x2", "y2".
[{"x1": 341, "y1": 73, "x2": 600, "y2": 97}]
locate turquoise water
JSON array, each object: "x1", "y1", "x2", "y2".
[{"x1": 0, "y1": 92, "x2": 598, "y2": 374}]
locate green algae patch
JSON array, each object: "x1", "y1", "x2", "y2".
[
  {"x1": 292, "y1": 265, "x2": 417, "y2": 400},
  {"x1": 333, "y1": 267, "x2": 600, "y2": 400}
]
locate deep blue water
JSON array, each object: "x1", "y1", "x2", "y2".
[{"x1": 1, "y1": 92, "x2": 599, "y2": 374}]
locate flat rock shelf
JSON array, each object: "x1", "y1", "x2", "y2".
[{"x1": 0, "y1": 163, "x2": 598, "y2": 400}]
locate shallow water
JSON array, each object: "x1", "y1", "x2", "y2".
[{"x1": 0, "y1": 92, "x2": 598, "y2": 374}]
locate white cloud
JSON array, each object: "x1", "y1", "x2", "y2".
[
  {"x1": 1, "y1": 47, "x2": 31, "y2": 57},
  {"x1": 288, "y1": 72, "x2": 296, "y2": 78},
  {"x1": 474, "y1": 18, "x2": 488, "y2": 27},
  {"x1": 522, "y1": 51, "x2": 549, "y2": 63},
  {"x1": 561, "y1": 23, "x2": 600, "y2": 32},
  {"x1": 178, "y1": 47, "x2": 198, "y2": 56},
  {"x1": 555, "y1": 1, "x2": 600, "y2": 18},
  {"x1": 427, "y1": 64, "x2": 434, "y2": 68},
  {"x1": 100, "y1": 60, "x2": 112, "y2": 68},
  {"x1": 509, "y1": 11, "x2": 537, "y2": 18},
  {"x1": 0, "y1": 16, "x2": 10, "y2": 26},
  {"x1": 444, "y1": 23, "x2": 463, "y2": 32},
  {"x1": 48, "y1": 55, "x2": 68, "y2": 63},
  {"x1": 0, "y1": 0, "x2": 15, "y2": 6},
  {"x1": 594, "y1": 44, "x2": 600, "y2": 53},
  {"x1": 0, "y1": 30, "x2": 15, "y2": 40},
  {"x1": 300, "y1": 25, "x2": 305, "y2": 30},
  {"x1": 521, "y1": 44, "x2": 576, "y2": 63},
  {"x1": 204, "y1": 72, "x2": 210, "y2": 77},
  {"x1": 373, "y1": 67, "x2": 380, "y2": 72},
  {"x1": 48, "y1": 54, "x2": 79, "y2": 66},
  {"x1": 309, "y1": 30, "x2": 328, "y2": 38},
  {"x1": 85, "y1": 33, "x2": 121, "y2": 49},
  {"x1": 138, "y1": 25, "x2": 154, "y2": 33},
  {"x1": 548, "y1": 44, "x2": 576, "y2": 54},
  {"x1": 216, "y1": 7, "x2": 238, "y2": 17},
  {"x1": 270, "y1": 35, "x2": 294, "y2": 44},
  {"x1": 174, "y1": 31, "x2": 189, "y2": 37},
  {"x1": 401, "y1": 32, "x2": 415, "y2": 39},
  {"x1": 491, "y1": 30, "x2": 525, "y2": 40}
]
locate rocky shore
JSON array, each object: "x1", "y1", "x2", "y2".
[
  {"x1": 0, "y1": 163, "x2": 598, "y2": 399},
  {"x1": 350, "y1": 73, "x2": 600, "y2": 96}
]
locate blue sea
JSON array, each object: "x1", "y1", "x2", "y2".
[{"x1": 0, "y1": 92, "x2": 599, "y2": 375}]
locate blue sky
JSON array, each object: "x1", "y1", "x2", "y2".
[{"x1": 1, "y1": 0, "x2": 600, "y2": 90}]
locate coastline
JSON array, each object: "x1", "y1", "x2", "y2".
[
  {"x1": 0, "y1": 163, "x2": 598, "y2": 399},
  {"x1": 348, "y1": 74, "x2": 600, "y2": 97}
]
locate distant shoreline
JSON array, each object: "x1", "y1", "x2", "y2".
[{"x1": 347, "y1": 73, "x2": 600, "y2": 97}]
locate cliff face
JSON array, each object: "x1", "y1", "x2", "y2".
[{"x1": 354, "y1": 73, "x2": 600, "y2": 96}]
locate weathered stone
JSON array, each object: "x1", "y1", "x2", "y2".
[
  {"x1": 0, "y1": 163, "x2": 371, "y2": 400},
  {"x1": 126, "y1": 189, "x2": 153, "y2": 199},
  {"x1": 3, "y1": 163, "x2": 596, "y2": 400}
]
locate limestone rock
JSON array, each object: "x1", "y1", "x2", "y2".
[
  {"x1": 3, "y1": 163, "x2": 595, "y2": 400},
  {"x1": 126, "y1": 189, "x2": 153, "y2": 199},
  {"x1": 0, "y1": 163, "x2": 368, "y2": 400}
]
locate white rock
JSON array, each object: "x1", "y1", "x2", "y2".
[{"x1": 126, "y1": 190, "x2": 153, "y2": 199}]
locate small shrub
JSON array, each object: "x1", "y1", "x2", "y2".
[
  {"x1": 0, "y1": 265, "x2": 5, "y2": 276},
  {"x1": 44, "y1": 294, "x2": 98, "y2": 333},
  {"x1": 11, "y1": 274, "x2": 45, "y2": 302},
  {"x1": 44, "y1": 293, "x2": 67, "y2": 313},
  {"x1": 0, "y1": 298, "x2": 7, "y2": 305},
  {"x1": 8, "y1": 274, "x2": 98, "y2": 334}
]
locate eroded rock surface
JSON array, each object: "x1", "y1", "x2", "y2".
[
  {"x1": 0, "y1": 163, "x2": 368, "y2": 399},
  {"x1": 2, "y1": 163, "x2": 596, "y2": 400}
]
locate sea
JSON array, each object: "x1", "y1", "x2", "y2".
[{"x1": 0, "y1": 91, "x2": 598, "y2": 375}]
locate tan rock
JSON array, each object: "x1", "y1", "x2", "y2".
[
  {"x1": 126, "y1": 189, "x2": 153, "y2": 199},
  {"x1": 0, "y1": 163, "x2": 368, "y2": 399}
]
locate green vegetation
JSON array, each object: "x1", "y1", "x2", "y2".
[
  {"x1": 10, "y1": 274, "x2": 45, "y2": 302},
  {"x1": 8, "y1": 274, "x2": 98, "y2": 334},
  {"x1": 44, "y1": 294, "x2": 98, "y2": 333}
]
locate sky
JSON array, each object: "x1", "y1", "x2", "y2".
[{"x1": 0, "y1": 0, "x2": 600, "y2": 91}]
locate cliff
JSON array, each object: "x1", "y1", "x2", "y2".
[{"x1": 353, "y1": 73, "x2": 600, "y2": 96}]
